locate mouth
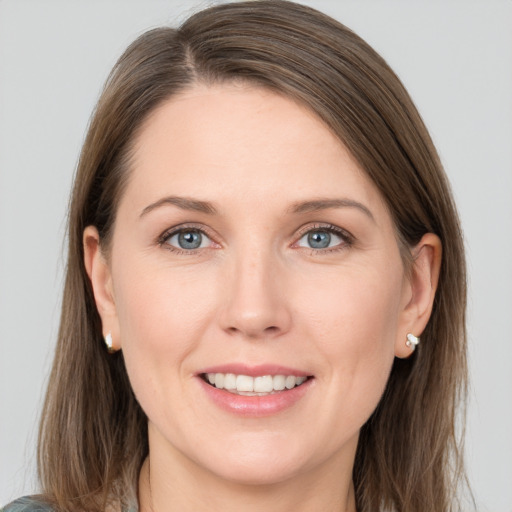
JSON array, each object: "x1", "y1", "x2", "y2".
[
  {"x1": 201, "y1": 372, "x2": 312, "y2": 396},
  {"x1": 198, "y1": 366, "x2": 314, "y2": 416}
]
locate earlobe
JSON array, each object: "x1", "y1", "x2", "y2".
[
  {"x1": 395, "y1": 233, "x2": 442, "y2": 359},
  {"x1": 83, "y1": 226, "x2": 121, "y2": 351}
]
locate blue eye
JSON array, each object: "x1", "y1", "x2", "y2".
[
  {"x1": 164, "y1": 229, "x2": 211, "y2": 250},
  {"x1": 297, "y1": 228, "x2": 345, "y2": 250},
  {"x1": 307, "y1": 231, "x2": 331, "y2": 249}
]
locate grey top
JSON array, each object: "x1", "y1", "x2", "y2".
[
  {"x1": 1, "y1": 496, "x2": 137, "y2": 512},
  {"x1": 1, "y1": 497, "x2": 55, "y2": 512}
]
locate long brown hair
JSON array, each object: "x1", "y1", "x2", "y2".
[{"x1": 37, "y1": 2, "x2": 468, "y2": 511}]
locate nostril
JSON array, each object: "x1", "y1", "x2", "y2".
[{"x1": 225, "y1": 324, "x2": 281, "y2": 339}]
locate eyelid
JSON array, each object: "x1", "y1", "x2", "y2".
[{"x1": 294, "y1": 223, "x2": 354, "y2": 243}]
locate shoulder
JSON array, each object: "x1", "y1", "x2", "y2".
[
  {"x1": 2, "y1": 496, "x2": 138, "y2": 512},
  {"x1": 1, "y1": 497, "x2": 56, "y2": 512}
]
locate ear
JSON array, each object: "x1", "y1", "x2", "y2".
[
  {"x1": 395, "y1": 233, "x2": 442, "y2": 358},
  {"x1": 83, "y1": 226, "x2": 121, "y2": 351}
]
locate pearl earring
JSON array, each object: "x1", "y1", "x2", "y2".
[
  {"x1": 406, "y1": 333, "x2": 420, "y2": 351},
  {"x1": 104, "y1": 332, "x2": 116, "y2": 353}
]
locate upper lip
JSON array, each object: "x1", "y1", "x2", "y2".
[{"x1": 197, "y1": 363, "x2": 311, "y2": 378}]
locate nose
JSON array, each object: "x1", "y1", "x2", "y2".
[{"x1": 219, "y1": 247, "x2": 292, "y2": 340}]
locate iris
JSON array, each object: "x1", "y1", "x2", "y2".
[
  {"x1": 308, "y1": 231, "x2": 331, "y2": 249},
  {"x1": 178, "y1": 230, "x2": 202, "y2": 249}
]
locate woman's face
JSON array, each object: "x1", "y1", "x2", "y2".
[{"x1": 94, "y1": 84, "x2": 418, "y2": 485}]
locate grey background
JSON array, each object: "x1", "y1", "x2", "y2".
[{"x1": 1, "y1": 1, "x2": 511, "y2": 510}]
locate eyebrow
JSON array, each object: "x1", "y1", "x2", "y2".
[
  {"x1": 288, "y1": 198, "x2": 375, "y2": 221},
  {"x1": 140, "y1": 195, "x2": 374, "y2": 221},
  {"x1": 140, "y1": 196, "x2": 217, "y2": 217}
]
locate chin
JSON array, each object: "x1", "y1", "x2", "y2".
[
  {"x1": 193, "y1": 437, "x2": 313, "y2": 486},
  {"x1": 211, "y1": 459, "x2": 305, "y2": 487}
]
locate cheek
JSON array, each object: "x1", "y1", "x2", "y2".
[
  {"x1": 114, "y1": 259, "x2": 216, "y2": 348},
  {"x1": 298, "y1": 260, "x2": 403, "y2": 349},
  {"x1": 111, "y1": 259, "x2": 219, "y2": 401},
  {"x1": 297, "y1": 263, "x2": 403, "y2": 421}
]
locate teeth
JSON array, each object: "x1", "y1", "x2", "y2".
[
  {"x1": 204, "y1": 373, "x2": 308, "y2": 394},
  {"x1": 254, "y1": 375, "x2": 273, "y2": 393},
  {"x1": 236, "y1": 374, "x2": 254, "y2": 392},
  {"x1": 214, "y1": 373, "x2": 224, "y2": 389},
  {"x1": 285, "y1": 375, "x2": 296, "y2": 389},
  {"x1": 223, "y1": 373, "x2": 236, "y2": 390},
  {"x1": 273, "y1": 375, "x2": 286, "y2": 391}
]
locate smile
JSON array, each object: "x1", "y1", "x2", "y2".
[{"x1": 202, "y1": 373, "x2": 309, "y2": 396}]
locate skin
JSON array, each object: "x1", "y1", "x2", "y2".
[{"x1": 84, "y1": 84, "x2": 441, "y2": 512}]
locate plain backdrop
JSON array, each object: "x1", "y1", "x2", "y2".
[{"x1": 1, "y1": 1, "x2": 511, "y2": 510}]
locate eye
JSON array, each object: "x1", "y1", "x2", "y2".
[
  {"x1": 295, "y1": 225, "x2": 350, "y2": 251},
  {"x1": 163, "y1": 228, "x2": 213, "y2": 250}
]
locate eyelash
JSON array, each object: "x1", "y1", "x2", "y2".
[
  {"x1": 157, "y1": 223, "x2": 218, "y2": 255},
  {"x1": 157, "y1": 222, "x2": 354, "y2": 255},
  {"x1": 294, "y1": 223, "x2": 354, "y2": 255}
]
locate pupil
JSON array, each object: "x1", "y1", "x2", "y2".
[
  {"x1": 308, "y1": 231, "x2": 330, "y2": 249},
  {"x1": 178, "y1": 231, "x2": 201, "y2": 249}
]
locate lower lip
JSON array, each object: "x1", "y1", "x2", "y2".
[{"x1": 198, "y1": 377, "x2": 313, "y2": 417}]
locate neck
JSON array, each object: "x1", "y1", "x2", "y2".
[{"x1": 138, "y1": 441, "x2": 358, "y2": 512}]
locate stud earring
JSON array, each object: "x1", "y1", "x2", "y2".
[
  {"x1": 104, "y1": 332, "x2": 117, "y2": 353},
  {"x1": 406, "y1": 333, "x2": 420, "y2": 351}
]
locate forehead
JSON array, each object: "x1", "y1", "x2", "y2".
[{"x1": 124, "y1": 83, "x2": 388, "y2": 220}]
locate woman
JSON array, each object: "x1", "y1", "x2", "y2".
[{"x1": 3, "y1": 1, "x2": 468, "y2": 511}]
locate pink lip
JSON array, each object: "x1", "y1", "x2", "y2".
[
  {"x1": 196, "y1": 364, "x2": 314, "y2": 417},
  {"x1": 198, "y1": 363, "x2": 310, "y2": 377}
]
